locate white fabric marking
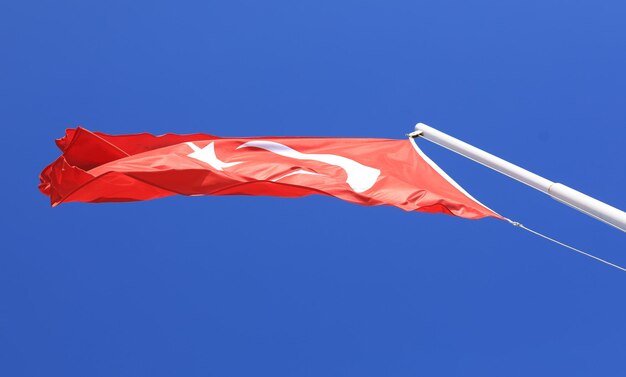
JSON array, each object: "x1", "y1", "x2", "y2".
[
  {"x1": 237, "y1": 140, "x2": 380, "y2": 193},
  {"x1": 186, "y1": 142, "x2": 242, "y2": 171}
]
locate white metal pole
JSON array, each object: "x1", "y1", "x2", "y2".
[{"x1": 413, "y1": 123, "x2": 626, "y2": 232}]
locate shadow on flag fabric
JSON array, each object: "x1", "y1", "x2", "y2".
[{"x1": 39, "y1": 127, "x2": 503, "y2": 220}]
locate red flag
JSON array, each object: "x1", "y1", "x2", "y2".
[{"x1": 39, "y1": 127, "x2": 502, "y2": 220}]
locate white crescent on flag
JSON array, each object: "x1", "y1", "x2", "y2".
[{"x1": 186, "y1": 140, "x2": 381, "y2": 193}]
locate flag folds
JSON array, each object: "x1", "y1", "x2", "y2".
[{"x1": 39, "y1": 127, "x2": 501, "y2": 220}]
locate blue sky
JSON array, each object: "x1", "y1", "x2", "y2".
[{"x1": 1, "y1": 1, "x2": 625, "y2": 376}]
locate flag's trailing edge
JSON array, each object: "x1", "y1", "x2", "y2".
[{"x1": 39, "y1": 127, "x2": 503, "y2": 220}]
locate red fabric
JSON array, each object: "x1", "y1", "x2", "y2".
[{"x1": 39, "y1": 127, "x2": 502, "y2": 220}]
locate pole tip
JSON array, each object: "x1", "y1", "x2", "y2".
[{"x1": 414, "y1": 122, "x2": 430, "y2": 131}]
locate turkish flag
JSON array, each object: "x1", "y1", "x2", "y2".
[{"x1": 39, "y1": 127, "x2": 502, "y2": 220}]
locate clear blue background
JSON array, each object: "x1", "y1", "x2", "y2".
[{"x1": 1, "y1": 1, "x2": 625, "y2": 376}]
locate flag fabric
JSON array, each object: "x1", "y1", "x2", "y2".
[{"x1": 39, "y1": 127, "x2": 502, "y2": 220}]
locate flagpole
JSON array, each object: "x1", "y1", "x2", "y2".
[{"x1": 411, "y1": 123, "x2": 626, "y2": 232}]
